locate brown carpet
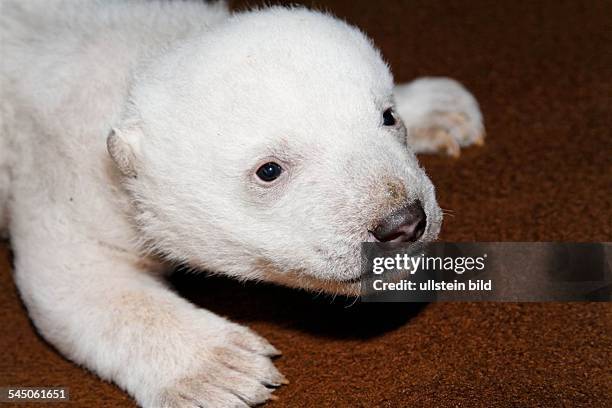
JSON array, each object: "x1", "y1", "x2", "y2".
[{"x1": 1, "y1": 0, "x2": 611, "y2": 406}]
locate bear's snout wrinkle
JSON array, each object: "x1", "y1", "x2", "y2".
[{"x1": 371, "y1": 201, "x2": 426, "y2": 243}]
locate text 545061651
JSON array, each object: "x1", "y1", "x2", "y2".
[{"x1": 0, "y1": 387, "x2": 69, "y2": 402}]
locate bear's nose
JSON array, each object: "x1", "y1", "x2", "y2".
[{"x1": 371, "y1": 201, "x2": 426, "y2": 243}]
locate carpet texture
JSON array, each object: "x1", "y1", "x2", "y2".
[{"x1": 1, "y1": 0, "x2": 611, "y2": 406}]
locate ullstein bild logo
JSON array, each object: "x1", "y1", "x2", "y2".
[{"x1": 359, "y1": 242, "x2": 611, "y2": 302}]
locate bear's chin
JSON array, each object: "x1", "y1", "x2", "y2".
[{"x1": 256, "y1": 266, "x2": 363, "y2": 297}]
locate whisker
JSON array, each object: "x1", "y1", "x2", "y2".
[
  {"x1": 440, "y1": 207, "x2": 456, "y2": 218},
  {"x1": 344, "y1": 294, "x2": 360, "y2": 308}
]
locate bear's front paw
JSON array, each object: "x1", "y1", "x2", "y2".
[
  {"x1": 394, "y1": 77, "x2": 485, "y2": 157},
  {"x1": 136, "y1": 321, "x2": 285, "y2": 408}
]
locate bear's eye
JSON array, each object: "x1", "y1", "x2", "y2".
[
  {"x1": 383, "y1": 108, "x2": 396, "y2": 126},
  {"x1": 256, "y1": 162, "x2": 283, "y2": 182}
]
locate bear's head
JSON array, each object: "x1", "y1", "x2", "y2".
[{"x1": 107, "y1": 7, "x2": 442, "y2": 294}]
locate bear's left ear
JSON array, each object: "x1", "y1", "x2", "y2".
[{"x1": 106, "y1": 125, "x2": 143, "y2": 178}]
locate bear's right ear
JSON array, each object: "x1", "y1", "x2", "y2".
[{"x1": 106, "y1": 126, "x2": 143, "y2": 178}]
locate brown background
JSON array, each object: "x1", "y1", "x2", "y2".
[{"x1": 1, "y1": 0, "x2": 611, "y2": 406}]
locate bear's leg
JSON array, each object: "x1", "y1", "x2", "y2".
[
  {"x1": 10, "y1": 210, "x2": 284, "y2": 407},
  {"x1": 0, "y1": 101, "x2": 12, "y2": 237},
  {"x1": 394, "y1": 77, "x2": 485, "y2": 157},
  {"x1": 0, "y1": 165, "x2": 8, "y2": 237}
]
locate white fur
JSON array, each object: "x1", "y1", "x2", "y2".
[
  {"x1": 394, "y1": 77, "x2": 485, "y2": 157},
  {"x1": 0, "y1": 1, "x2": 483, "y2": 406}
]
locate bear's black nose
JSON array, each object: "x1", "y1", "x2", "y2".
[{"x1": 371, "y1": 201, "x2": 426, "y2": 243}]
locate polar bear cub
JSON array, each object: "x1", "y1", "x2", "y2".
[{"x1": 0, "y1": 1, "x2": 484, "y2": 406}]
